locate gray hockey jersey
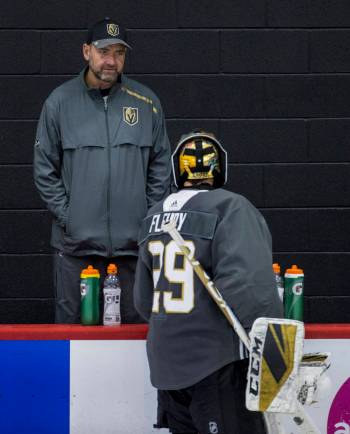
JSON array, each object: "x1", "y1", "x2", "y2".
[{"x1": 134, "y1": 188, "x2": 283, "y2": 390}]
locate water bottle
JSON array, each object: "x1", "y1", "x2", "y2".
[
  {"x1": 103, "y1": 264, "x2": 121, "y2": 326},
  {"x1": 284, "y1": 265, "x2": 304, "y2": 321},
  {"x1": 80, "y1": 265, "x2": 100, "y2": 325},
  {"x1": 272, "y1": 262, "x2": 284, "y2": 302}
]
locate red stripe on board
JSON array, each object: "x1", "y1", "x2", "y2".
[
  {"x1": 0, "y1": 323, "x2": 349, "y2": 340},
  {"x1": 0, "y1": 324, "x2": 148, "y2": 340},
  {"x1": 305, "y1": 324, "x2": 350, "y2": 339}
]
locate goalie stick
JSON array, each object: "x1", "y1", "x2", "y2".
[{"x1": 162, "y1": 220, "x2": 320, "y2": 434}]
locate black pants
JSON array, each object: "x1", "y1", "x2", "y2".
[
  {"x1": 156, "y1": 359, "x2": 266, "y2": 434},
  {"x1": 53, "y1": 251, "x2": 144, "y2": 324}
]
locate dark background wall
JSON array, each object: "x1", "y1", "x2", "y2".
[{"x1": 0, "y1": 0, "x2": 349, "y2": 323}]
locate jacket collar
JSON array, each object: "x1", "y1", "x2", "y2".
[{"x1": 79, "y1": 66, "x2": 123, "y2": 99}]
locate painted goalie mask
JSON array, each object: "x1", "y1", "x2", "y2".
[{"x1": 171, "y1": 131, "x2": 228, "y2": 188}]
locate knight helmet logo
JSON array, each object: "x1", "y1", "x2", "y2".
[
  {"x1": 209, "y1": 421, "x2": 219, "y2": 434},
  {"x1": 107, "y1": 23, "x2": 119, "y2": 37},
  {"x1": 123, "y1": 107, "x2": 139, "y2": 126}
]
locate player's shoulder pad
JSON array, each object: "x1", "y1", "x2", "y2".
[{"x1": 138, "y1": 210, "x2": 218, "y2": 245}]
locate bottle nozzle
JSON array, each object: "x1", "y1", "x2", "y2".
[
  {"x1": 272, "y1": 263, "x2": 281, "y2": 273},
  {"x1": 107, "y1": 263, "x2": 117, "y2": 274}
]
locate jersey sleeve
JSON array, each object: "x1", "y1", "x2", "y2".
[{"x1": 211, "y1": 196, "x2": 283, "y2": 329}]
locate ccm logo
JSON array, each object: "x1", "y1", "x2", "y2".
[
  {"x1": 249, "y1": 336, "x2": 263, "y2": 396},
  {"x1": 333, "y1": 422, "x2": 350, "y2": 434}
]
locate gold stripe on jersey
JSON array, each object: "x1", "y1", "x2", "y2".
[{"x1": 121, "y1": 86, "x2": 158, "y2": 114}]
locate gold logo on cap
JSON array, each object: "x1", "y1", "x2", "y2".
[
  {"x1": 107, "y1": 23, "x2": 119, "y2": 37},
  {"x1": 123, "y1": 107, "x2": 139, "y2": 126}
]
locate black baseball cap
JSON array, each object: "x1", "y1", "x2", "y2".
[{"x1": 86, "y1": 17, "x2": 132, "y2": 49}]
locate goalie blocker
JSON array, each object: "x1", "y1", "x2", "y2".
[
  {"x1": 247, "y1": 317, "x2": 331, "y2": 416},
  {"x1": 246, "y1": 318, "x2": 304, "y2": 414}
]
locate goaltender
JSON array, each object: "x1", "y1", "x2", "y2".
[{"x1": 134, "y1": 130, "x2": 283, "y2": 433}]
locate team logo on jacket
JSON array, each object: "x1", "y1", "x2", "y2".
[
  {"x1": 123, "y1": 107, "x2": 138, "y2": 126},
  {"x1": 107, "y1": 23, "x2": 119, "y2": 37}
]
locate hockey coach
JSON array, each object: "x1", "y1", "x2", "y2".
[{"x1": 34, "y1": 17, "x2": 171, "y2": 324}]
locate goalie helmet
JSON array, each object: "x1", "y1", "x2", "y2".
[{"x1": 171, "y1": 130, "x2": 227, "y2": 188}]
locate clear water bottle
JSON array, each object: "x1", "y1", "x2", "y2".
[{"x1": 103, "y1": 263, "x2": 121, "y2": 325}]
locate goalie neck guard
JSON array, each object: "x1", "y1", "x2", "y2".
[{"x1": 171, "y1": 131, "x2": 228, "y2": 189}]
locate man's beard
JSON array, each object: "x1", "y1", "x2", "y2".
[{"x1": 90, "y1": 65, "x2": 119, "y2": 85}]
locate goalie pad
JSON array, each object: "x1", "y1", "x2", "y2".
[{"x1": 246, "y1": 318, "x2": 304, "y2": 414}]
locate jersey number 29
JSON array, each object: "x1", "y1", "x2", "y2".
[{"x1": 148, "y1": 240, "x2": 195, "y2": 314}]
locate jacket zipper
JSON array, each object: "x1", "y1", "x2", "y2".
[{"x1": 104, "y1": 96, "x2": 112, "y2": 257}]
